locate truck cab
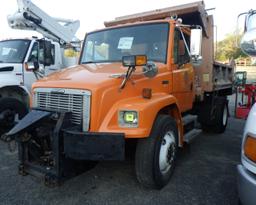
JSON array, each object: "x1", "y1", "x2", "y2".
[
  {"x1": 7, "y1": 2, "x2": 234, "y2": 188},
  {"x1": 237, "y1": 9, "x2": 256, "y2": 205},
  {"x1": 0, "y1": 38, "x2": 63, "y2": 88},
  {"x1": 0, "y1": 38, "x2": 63, "y2": 136}
]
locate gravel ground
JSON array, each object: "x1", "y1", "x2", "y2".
[{"x1": 0, "y1": 117, "x2": 245, "y2": 205}]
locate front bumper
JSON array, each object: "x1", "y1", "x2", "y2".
[
  {"x1": 8, "y1": 108, "x2": 125, "y2": 186},
  {"x1": 63, "y1": 128, "x2": 125, "y2": 161},
  {"x1": 237, "y1": 164, "x2": 256, "y2": 205}
]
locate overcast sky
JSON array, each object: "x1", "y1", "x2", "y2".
[{"x1": 0, "y1": 0, "x2": 254, "y2": 41}]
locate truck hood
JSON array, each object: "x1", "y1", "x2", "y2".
[
  {"x1": 0, "y1": 63, "x2": 23, "y2": 88},
  {"x1": 34, "y1": 63, "x2": 138, "y2": 91},
  {"x1": 0, "y1": 63, "x2": 22, "y2": 73}
]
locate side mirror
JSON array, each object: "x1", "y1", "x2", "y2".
[
  {"x1": 244, "y1": 10, "x2": 256, "y2": 32},
  {"x1": 190, "y1": 28, "x2": 203, "y2": 67},
  {"x1": 25, "y1": 61, "x2": 39, "y2": 71},
  {"x1": 240, "y1": 29, "x2": 256, "y2": 57},
  {"x1": 241, "y1": 12, "x2": 256, "y2": 57},
  {"x1": 40, "y1": 40, "x2": 54, "y2": 66}
]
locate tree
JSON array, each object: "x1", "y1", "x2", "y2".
[{"x1": 215, "y1": 32, "x2": 247, "y2": 62}]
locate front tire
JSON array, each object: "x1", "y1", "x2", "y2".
[
  {"x1": 135, "y1": 115, "x2": 178, "y2": 189},
  {"x1": 0, "y1": 98, "x2": 28, "y2": 138}
]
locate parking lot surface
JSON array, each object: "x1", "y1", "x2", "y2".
[{"x1": 0, "y1": 117, "x2": 244, "y2": 205}]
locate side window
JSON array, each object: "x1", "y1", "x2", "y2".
[
  {"x1": 28, "y1": 42, "x2": 38, "y2": 62},
  {"x1": 173, "y1": 30, "x2": 179, "y2": 64},
  {"x1": 173, "y1": 29, "x2": 190, "y2": 66}
]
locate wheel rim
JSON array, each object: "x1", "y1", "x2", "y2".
[
  {"x1": 222, "y1": 105, "x2": 228, "y2": 126},
  {"x1": 159, "y1": 131, "x2": 176, "y2": 175}
]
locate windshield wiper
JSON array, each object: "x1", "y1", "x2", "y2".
[{"x1": 119, "y1": 66, "x2": 136, "y2": 90}]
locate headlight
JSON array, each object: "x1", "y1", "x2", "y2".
[
  {"x1": 119, "y1": 110, "x2": 138, "y2": 127},
  {"x1": 244, "y1": 134, "x2": 256, "y2": 163}
]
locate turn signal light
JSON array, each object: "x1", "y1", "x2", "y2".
[
  {"x1": 135, "y1": 55, "x2": 147, "y2": 66},
  {"x1": 244, "y1": 135, "x2": 256, "y2": 162}
]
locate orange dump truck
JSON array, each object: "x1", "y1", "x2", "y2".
[{"x1": 8, "y1": 1, "x2": 234, "y2": 188}]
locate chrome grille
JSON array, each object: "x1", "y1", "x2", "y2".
[{"x1": 33, "y1": 88, "x2": 91, "y2": 131}]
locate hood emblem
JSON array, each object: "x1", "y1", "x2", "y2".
[{"x1": 51, "y1": 88, "x2": 65, "y2": 94}]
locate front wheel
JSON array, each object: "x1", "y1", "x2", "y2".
[
  {"x1": 135, "y1": 115, "x2": 178, "y2": 189},
  {"x1": 0, "y1": 98, "x2": 28, "y2": 139}
]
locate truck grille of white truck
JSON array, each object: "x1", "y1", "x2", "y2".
[{"x1": 33, "y1": 88, "x2": 91, "y2": 131}]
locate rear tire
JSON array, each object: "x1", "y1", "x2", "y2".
[
  {"x1": 200, "y1": 99, "x2": 228, "y2": 134},
  {"x1": 135, "y1": 115, "x2": 178, "y2": 189},
  {"x1": 214, "y1": 101, "x2": 228, "y2": 133}
]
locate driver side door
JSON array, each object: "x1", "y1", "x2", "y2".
[
  {"x1": 23, "y1": 41, "x2": 41, "y2": 92},
  {"x1": 172, "y1": 29, "x2": 195, "y2": 112}
]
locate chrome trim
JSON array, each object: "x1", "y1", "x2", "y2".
[{"x1": 33, "y1": 87, "x2": 91, "y2": 131}]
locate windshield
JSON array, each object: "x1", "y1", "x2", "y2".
[
  {"x1": 81, "y1": 23, "x2": 169, "y2": 64},
  {"x1": 0, "y1": 40, "x2": 30, "y2": 63}
]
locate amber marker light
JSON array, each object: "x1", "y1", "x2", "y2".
[
  {"x1": 142, "y1": 88, "x2": 152, "y2": 99},
  {"x1": 244, "y1": 134, "x2": 256, "y2": 163},
  {"x1": 135, "y1": 55, "x2": 147, "y2": 66}
]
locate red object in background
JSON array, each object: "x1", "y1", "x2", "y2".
[
  {"x1": 235, "y1": 84, "x2": 256, "y2": 119},
  {"x1": 236, "y1": 106, "x2": 251, "y2": 119}
]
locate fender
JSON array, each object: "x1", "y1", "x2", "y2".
[
  {"x1": 99, "y1": 93, "x2": 183, "y2": 141},
  {"x1": 0, "y1": 73, "x2": 22, "y2": 88},
  {"x1": 0, "y1": 74, "x2": 31, "y2": 98}
]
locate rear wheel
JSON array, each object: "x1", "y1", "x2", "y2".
[
  {"x1": 0, "y1": 98, "x2": 28, "y2": 139},
  {"x1": 214, "y1": 101, "x2": 228, "y2": 133},
  {"x1": 200, "y1": 99, "x2": 228, "y2": 134},
  {"x1": 135, "y1": 115, "x2": 178, "y2": 189}
]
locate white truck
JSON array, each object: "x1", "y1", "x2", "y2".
[
  {"x1": 237, "y1": 9, "x2": 256, "y2": 205},
  {"x1": 0, "y1": 0, "x2": 80, "y2": 138}
]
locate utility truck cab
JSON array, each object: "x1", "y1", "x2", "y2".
[
  {"x1": 8, "y1": 2, "x2": 234, "y2": 188},
  {"x1": 0, "y1": 38, "x2": 62, "y2": 90},
  {"x1": 0, "y1": 0, "x2": 80, "y2": 138},
  {"x1": 0, "y1": 38, "x2": 63, "y2": 137}
]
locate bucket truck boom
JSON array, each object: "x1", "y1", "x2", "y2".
[{"x1": 7, "y1": 0, "x2": 80, "y2": 44}]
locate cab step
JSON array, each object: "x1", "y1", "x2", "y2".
[
  {"x1": 182, "y1": 114, "x2": 197, "y2": 126},
  {"x1": 184, "y1": 128, "x2": 202, "y2": 143}
]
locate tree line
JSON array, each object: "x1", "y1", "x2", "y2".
[{"x1": 215, "y1": 32, "x2": 247, "y2": 62}]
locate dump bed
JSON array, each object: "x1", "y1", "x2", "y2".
[{"x1": 105, "y1": 1, "x2": 234, "y2": 95}]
